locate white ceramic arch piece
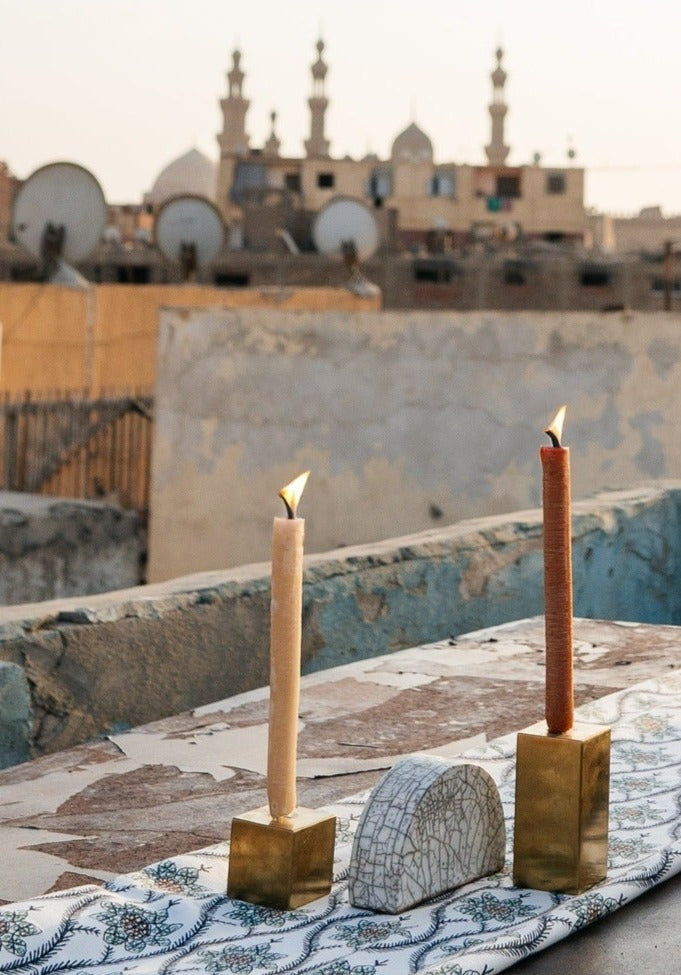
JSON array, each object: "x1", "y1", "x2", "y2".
[{"x1": 348, "y1": 755, "x2": 505, "y2": 914}]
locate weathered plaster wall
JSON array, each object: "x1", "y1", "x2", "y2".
[
  {"x1": 0, "y1": 493, "x2": 144, "y2": 606},
  {"x1": 1, "y1": 483, "x2": 679, "y2": 763},
  {"x1": 148, "y1": 308, "x2": 681, "y2": 581}
]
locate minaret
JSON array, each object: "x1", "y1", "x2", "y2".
[
  {"x1": 304, "y1": 39, "x2": 330, "y2": 158},
  {"x1": 264, "y1": 110, "x2": 281, "y2": 156},
  {"x1": 485, "y1": 47, "x2": 510, "y2": 166},
  {"x1": 217, "y1": 49, "x2": 250, "y2": 156}
]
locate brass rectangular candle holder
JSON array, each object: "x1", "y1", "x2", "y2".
[
  {"x1": 227, "y1": 806, "x2": 336, "y2": 910},
  {"x1": 513, "y1": 721, "x2": 610, "y2": 894}
]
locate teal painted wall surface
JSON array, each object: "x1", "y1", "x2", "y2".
[{"x1": 0, "y1": 483, "x2": 678, "y2": 765}]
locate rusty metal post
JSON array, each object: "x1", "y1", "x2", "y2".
[{"x1": 663, "y1": 240, "x2": 673, "y2": 312}]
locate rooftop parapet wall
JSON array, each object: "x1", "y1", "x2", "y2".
[{"x1": 0, "y1": 483, "x2": 679, "y2": 764}]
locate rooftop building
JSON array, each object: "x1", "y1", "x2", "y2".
[{"x1": 213, "y1": 43, "x2": 587, "y2": 252}]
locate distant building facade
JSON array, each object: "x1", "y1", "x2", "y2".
[
  {"x1": 5, "y1": 43, "x2": 681, "y2": 310},
  {"x1": 589, "y1": 205, "x2": 681, "y2": 255},
  {"x1": 215, "y1": 44, "x2": 587, "y2": 252}
]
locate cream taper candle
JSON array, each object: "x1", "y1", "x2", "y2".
[{"x1": 267, "y1": 470, "x2": 309, "y2": 819}]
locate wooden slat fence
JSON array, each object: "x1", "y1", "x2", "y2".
[{"x1": 0, "y1": 389, "x2": 154, "y2": 516}]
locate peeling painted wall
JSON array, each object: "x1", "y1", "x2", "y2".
[
  {"x1": 0, "y1": 483, "x2": 679, "y2": 764},
  {"x1": 148, "y1": 308, "x2": 681, "y2": 581}
]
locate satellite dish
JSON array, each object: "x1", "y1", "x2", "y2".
[
  {"x1": 155, "y1": 194, "x2": 224, "y2": 281},
  {"x1": 12, "y1": 162, "x2": 107, "y2": 275},
  {"x1": 312, "y1": 196, "x2": 379, "y2": 261},
  {"x1": 312, "y1": 196, "x2": 381, "y2": 298}
]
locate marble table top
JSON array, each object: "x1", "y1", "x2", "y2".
[
  {"x1": 0, "y1": 617, "x2": 680, "y2": 974},
  {"x1": 0, "y1": 615, "x2": 679, "y2": 906}
]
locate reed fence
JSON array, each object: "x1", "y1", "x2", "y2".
[{"x1": 0, "y1": 389, "x2": 154, "y2": 516}]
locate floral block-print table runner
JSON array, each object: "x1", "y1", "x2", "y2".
[{"x1": 2, "y1": 673, "x2": 681, "y2": 975}]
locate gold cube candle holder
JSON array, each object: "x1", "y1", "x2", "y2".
[
  {"x1": 227, "y1": 806, "x2": 336, "y2": 910},
  {"x1": 513, "y1": 722, "x2": 610, "y2": 894}
]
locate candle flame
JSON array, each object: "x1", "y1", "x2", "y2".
[
  {"x1": 279, "y1": 470, "x2": 310, "y2": 518},
  {"x1": 545, "y1": 405, "x2": 567, "y2": 448}
]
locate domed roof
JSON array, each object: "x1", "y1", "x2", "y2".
[
  {"x1": 391, "y1": 122, "x2": 433, "y2": 163},
  {"x1": 147, "y1": 148, "x2": 217, "y2": 205}
]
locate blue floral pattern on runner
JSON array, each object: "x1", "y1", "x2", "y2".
[
  {"x1": 96, "y1": 900, "x2": 182, "y2": 952},
  {"x1": 333, "y1": 917, "x2": 407, "y2": 949},
  {"x1": 198, "y1": 942, "x2": 284, "y2": 972},
  {"x1": 141, "y1": 861, "x2": 207, "y2": 897},
  {"x1": 457, "y1": 891, "x2": 535, "y2": 925},
  {"x1": 1, "y1": 671, "x2": 681, "y2": 974},
  {"x1": 0, "y1": 909, "x2": 41, "y2": 957},
  {"x1": 226, "y1": 901, "x2": 308, "y2": 929}
]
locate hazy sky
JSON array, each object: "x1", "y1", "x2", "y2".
[{"x1": 3, "y1": 0, "x2": 681, "y2": 215}]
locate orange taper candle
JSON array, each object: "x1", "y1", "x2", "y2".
[
  {"x1": 267, "y1": 470, "x2": 309, "y2": 819},
  {"x1": 540, "y1": 406, "x2": 574, "y2": 734}
]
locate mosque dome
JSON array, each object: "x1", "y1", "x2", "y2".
[
  {"x1": 391, "y1": 122, "x2": 434, "y2": 163},
  {"x1": 146, "y1": 147, "x2": 217, "y2": 205}
]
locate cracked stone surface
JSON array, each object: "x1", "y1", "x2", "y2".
[{"x1": 0, "y1": 617, "x2": 679, "y2": 904}]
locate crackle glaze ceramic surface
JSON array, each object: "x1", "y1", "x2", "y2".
[
  {"x1": 348, "y1": 757, "x2": 505, "y2": 913},
  {"x1": 2, "y1": 672, "x2": 681, "y2": 974}
]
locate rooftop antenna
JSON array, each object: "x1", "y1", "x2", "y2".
[
  {"x1": 155, "y1": 195, "x2": 225, "y2": 281},
  {"x1": 567, "y1": 135, "x2": 577, "y2": 164},
  {"x1": 312, "y1": 196, "x2": 380, "y2": 298}
]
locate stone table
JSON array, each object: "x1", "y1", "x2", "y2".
[{"x1": 0, "y1": 617, "x2": 680, "y2": 972}]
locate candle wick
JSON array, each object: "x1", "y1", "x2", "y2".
[
  {"x1": 545, "y1": 428, "x2": 561, "y2": 448},
  {"x1": 280, "y1": 495, "x2": 295, "y2": 519}
]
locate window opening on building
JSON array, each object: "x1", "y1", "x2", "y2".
[
  {"x1": 503, "y1": 261, "x2": 528, "y2": 285},
  {"x1": 368, "y1": 168, "x2": 392, "y2": 205},
  {"x1": 547, "y1": 172, "x2": 566, "y2": 195},
  {"x1": 214, "y1": 271, "x2": 250, "y2": 287},
  {"x1": 116, "y1": 265, "x2": 150, "y2": 284},
  {"x1": 496, "y1": 175, "x2": 520, "y2": 198},
  {"x1": 413, "y1": 259, "x2": 458, "y2": 283},
  {"x1": 231, "y1": 162, "x2": 267, "y2": 204},
  {"x1": 429, "y1": 171, "x2": 456, "y2": 198},
  {"x1": 317, "y1": 172, "x2": 335, "y2": 188},
  {"x1": 650, "y1": 277, "x2": 681, "y2": 294},
  {"x1": 579, "y1": 265, "x2": 611, "y2": 287}
]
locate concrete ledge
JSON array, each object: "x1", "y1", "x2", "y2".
[
  {"x1": 0, "y1": 482, "x2": 679, "y2": 761},
  {"x1": 0, "y1": 493, "x2": 145, "y2": 606}
]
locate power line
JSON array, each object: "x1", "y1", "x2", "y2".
[{"x1": 585, "y1": 163, "x2": 681, "y2": 172}]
